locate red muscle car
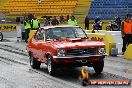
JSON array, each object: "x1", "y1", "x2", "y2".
[{"x1": 27, "y1": 25, "x2": 106, "y2": 76}]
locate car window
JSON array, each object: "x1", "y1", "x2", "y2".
[
  {"x1": 74, "y1": 27, "x2": 86, "y2": 38},
  {"x1": 35, "y1": 29, "x2": 45, "y2": 41},
  {"x1": 45, "y1": 27, "x2": 87, "y2": 41}
]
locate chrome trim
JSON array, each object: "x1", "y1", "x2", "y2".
[{"x1": 53, "y1": 54, "x2": 106, "y2": 60}]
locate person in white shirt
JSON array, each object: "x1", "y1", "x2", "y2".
[{"x1": 38, "y1": 0, "x2": 42, "y2": 4}]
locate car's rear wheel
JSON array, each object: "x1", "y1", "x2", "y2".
[
  {"x1": 47, "y1": 55, "x2": 56, "y2": 76},
  {"x1": 30, "y1": 54, "x2": 41, "y2": 69},
  {"x1": 93, "y1": 60, "x2": 104, "y2": 74},
  {"x1": 0, "y1": 32, "x2": 3, "y2": 41}
]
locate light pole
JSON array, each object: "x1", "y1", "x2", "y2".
[
  {"x1": 126, "y1": 1, "x2": 128, "y2": 14},
  {"x1": 115, "y1": 0, "x2": 117, "y2": 17}
]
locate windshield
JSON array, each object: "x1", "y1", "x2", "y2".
[{"x1": 45, "y1": 27, "x2": 87, "y2": 41}]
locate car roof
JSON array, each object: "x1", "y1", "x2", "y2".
[{"x1": 41, "y1": 25, "x2": 79, "y2": 30}]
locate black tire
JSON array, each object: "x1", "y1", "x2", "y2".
[
  {"x1": 47, "y1": 55, "x2": 57, "y2": 76},
  {"x1": 112, "y1": 28, "x2": 118, "y2": 31},
  {"x1": 81, "y1": 78, "x2": 88, "y2": 86},
  {"x1": 0, "y1": 32, "x2": 3, "y2": 41},
  {"x1": 93, "y1": 60, "x2": 104, "y2": 74},
  {"x1": 106, "y1": 26, "x2": 111, "y2": 31},
  {"x1": 29, "y1": 54, "x2": 41, "y2": 69}
]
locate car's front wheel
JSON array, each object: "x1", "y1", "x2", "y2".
[
  {"x1": 47, "y1": 55, "x2": 57, "y2": 76},
  {"x1": 93, "y1": 60, "x2": 104, "y2": 74},
  {"x1": 29, "y1": 54, "x2": 41, "y2": 69}
]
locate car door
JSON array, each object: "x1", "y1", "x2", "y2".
[
  {"x1": 35, "y1": 29, "x2": 47, "y2": 62},
  {"x1": 31, "y1": 31, "x2": 41, "y2": 59}
]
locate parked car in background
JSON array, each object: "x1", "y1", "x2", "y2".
[{"x1": 27, "y1": 25, "x2": 106, "y2": 76}]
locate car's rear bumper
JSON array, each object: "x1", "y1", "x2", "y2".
[{"x1": 53, "y1": 54, "x2": 106, "y2": 60}]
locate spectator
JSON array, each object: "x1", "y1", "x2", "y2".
[
  {"x1": 66, "y1": 15, "x2": 69, "y2": 21},
  {"x1": 45, "y1": 17, "x2": 50, "y2": 26},
  {"x1": 95, "y1": 16, "x2": 100, "y2": 23},
  {"x1": 84, "y1": 16, "x2": 89, "y2": 30},
  {"x1": 94, "y1": 16, "x2": 102, "y2": 30},
  {"x1": 38, "y1": 0, "x2": 42, "y2": 4},
  {"x1": 68, "y1": 15, "x2": 78, "y2": 26},
  {"x1": 59, "y1": 15, "x2": 64, "y2": 23},
  {"x1": 51, "y1": 16, "x2": 59, "y2": 25},
  {"x1": 27, "y1": 14, "x2": 34, "y2": 21},
  {"x1": 115, "y1": 16, "x2": 121, "y2": 30}
]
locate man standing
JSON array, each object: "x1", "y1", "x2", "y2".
[
  {"x1": 68, "y1": 16, "x2": 78, "y2": 26},
  {"x1": 121, "y1": 14, "x2": 132, "y2": 53},
  {"x1": 59, "y1": 15, "x2": 64, "y2": 23},
  {"x1": 31, "y1": 16, "x2": 40, "y2": 29},
  {"x1": 51, "y1": 16, "x2": 59, "y2": 26},
  {"x1": 66, "y1": 15, "x2": 69, "y2": 21},
  {"x1": 24, "y1": 17, "x2": 31, "y2": 43},
  {"x1": 115, "y1": 16, "x2": 121, "y2": 30},
  {"x1": 84, "y1": 16, "x2": 89, "y2": 30}
]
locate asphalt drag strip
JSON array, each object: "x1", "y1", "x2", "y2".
[
  {"x1": 0, "y1": 58, "x2": 80, "y2": 88},
  {"x1": 0, "y1": 44, "x2": 28, "y2": 56},
  {"x1": 0, "y1": 44, "x2": 131, "y2": 88}
]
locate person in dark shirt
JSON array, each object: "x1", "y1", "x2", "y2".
[
  {"x1": 115, "y1": 16, "x2": 121, "y2": 30},
  {"x1": 51, "y1": 16, "x2": 59, "y2": 25},
  {"x1": 59, "y1": 15, "x2": 64, "y2": 23},
  {"x1": 84, "y1": 16, "x2": 89, "y2": 30},
  {"x1": 95, "y1": 16, "x2": 100, "y2": 23},
  {"x1": 66, "y1": 15, "x2": 69, "y2": 21},
  {"x1": 45, "y1": 18, "x2": 50, "y2": 26}
]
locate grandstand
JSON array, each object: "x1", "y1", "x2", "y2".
[
  {"x1": 0, "y1": 0, "x2": 77, "y2": 17},
  {"x1": 88, "y1": 0, "x2": 132, "y2": 19},
  {"x1": 0, "y1": 0, "x2": 132, "y2": 22}
]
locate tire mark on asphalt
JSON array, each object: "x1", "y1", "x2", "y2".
[
  {"x1": 0, "y1": 47, "x2": 81, "y2": 88},
  {"x1": 0, "y1": 44, "x2": 28, "y2": 56},
  {"x1": 29, "y1": 68, "x2": 82, "y2": 88},
  {"x1": 0, "y1": 56, "x2": 27, "y2": 65}
]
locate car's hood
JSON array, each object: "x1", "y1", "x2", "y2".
[{"x1": 50, "y1": 39, "x2": 105, "y2": 49}]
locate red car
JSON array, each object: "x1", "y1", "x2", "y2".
[{"x1": 27, "y1": 25, "x2": 106, "y2": 76}]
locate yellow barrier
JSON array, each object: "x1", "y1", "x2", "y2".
[
  {"x1": 88, "y1": 33, "x2": 116, "y2": 56},
  {"x1": 0, "y1": 24, "x2": 17, "y2": 31},
  {"x1": 28, "y1": 30, "x2": 37, "y2": 42},
  {"x1": 124, "y1": 44, "x2": 132, "y2": 60}
]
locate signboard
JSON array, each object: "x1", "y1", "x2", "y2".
[{"x1": 0, "y1": 24, "x2": 17, "y2": 31}]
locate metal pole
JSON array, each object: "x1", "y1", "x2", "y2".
[
  {"x1": 115, "y1": 0, "x2": 117, "y2": 17},
  {"x1": 127, "y1": 1, "x2": 128, "y2": 14}
]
